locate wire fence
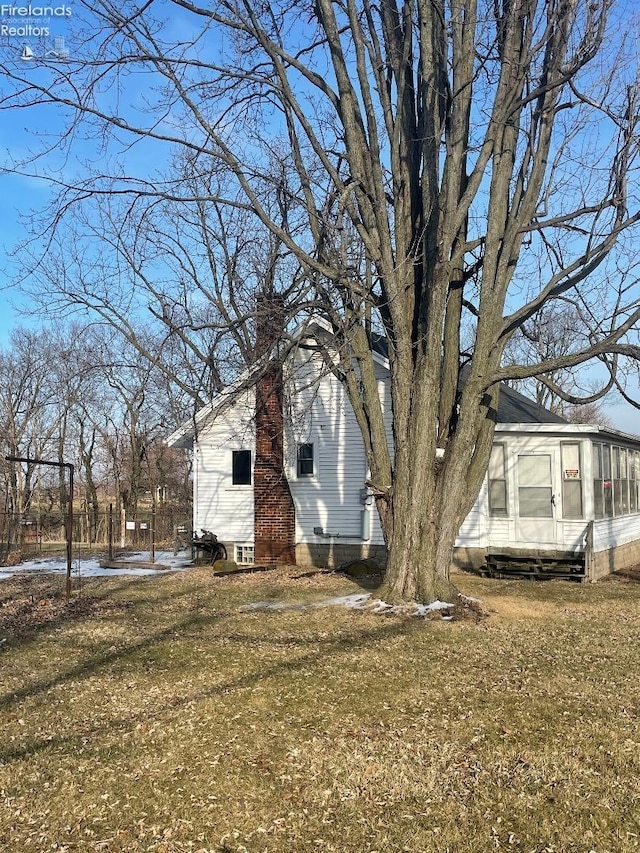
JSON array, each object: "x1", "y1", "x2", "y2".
[{"x1": 0, "y1": 507, "x2": 192, "y2": 559}]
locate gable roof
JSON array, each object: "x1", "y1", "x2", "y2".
[
  {"x1": 497, "y1": 384, "x2": 568, "y2": 424},
  {"x1": 167, "y1": 323, "x2": 571, "y2": 447}
]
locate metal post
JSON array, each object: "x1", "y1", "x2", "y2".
[
  {"x1": 151, "y1": 501, "x2": 156, "y2": 564},
  {"x1": 108, "y1": 502, "x2": 113, "y2": 560},
  {"x1": 66, "y1": 464, "x2": 74, "y2": 600},
  {"x1": 6, "y1": 456, "x2": 74, "y2": 601}
]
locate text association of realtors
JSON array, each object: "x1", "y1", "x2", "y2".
[{"x1": 1, "y1": 5, "x2": 71, "y2": 35}]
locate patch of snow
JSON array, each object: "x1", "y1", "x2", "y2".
[
  {"x1": 0, "y1": 550, "x2": 193, "y2": 581},
  {"x1": 241, "y1": 592, "x2": 455, "y2": 618},
  {"x1": 318, "y1": 593, "x2": 372, "y2": 608},
  {"x1": 431, "y1": 599, "x2": 455, "y2": 610},
  {"x1": 371, "y1": 599, "x2": 394, "y2": 613}
]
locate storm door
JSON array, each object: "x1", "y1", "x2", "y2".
[{"x1": 516, "y1": 452, "x2": 557, "y2": 544}]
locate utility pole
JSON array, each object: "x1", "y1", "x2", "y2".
[{"x1": 5, "y1": 456, "x2": 75, "y2": 600}]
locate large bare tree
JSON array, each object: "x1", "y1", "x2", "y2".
[{"x1": 1, "y1": 0, "x2": 639, "y2": 601}]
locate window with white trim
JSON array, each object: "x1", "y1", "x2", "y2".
[
  {"x1": 561, "y1": 442, "x2": 583, "y2": 519},
  {"x1": 488, "y1": 444, "x2": 508, "y2": 517},
  {"x1": 297, "y1": 443, "x2": 314, "y2": 477},
  {"x1": 630, "y1": 452, "x2": 638, "y2": 513},
  {"x1": 592, "y1": 442, "x2": 639, "y2": 518},
  {"x1": 232, "y1": 450, "x2": 252, "y2": 485}
]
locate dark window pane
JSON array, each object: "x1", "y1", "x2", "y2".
[
  {"x1": 232, "y1": 450, "x2": 252, "y2": 485},
  {"x1": 297, "y1": 443, "x2": 314, "y2": 477}
]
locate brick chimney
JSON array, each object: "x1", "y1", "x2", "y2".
[{"x1": 253, "y1": 295, "x2": 296, "y2": 564}]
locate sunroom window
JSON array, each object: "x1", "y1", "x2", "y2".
[
  {"x1": 488, "y1": 444, "x2": 508, "y2": 517},
  {"x1": 561, "y1": 443, "x2": 583, "y2": 519}
]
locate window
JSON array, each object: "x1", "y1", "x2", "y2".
[
  {"x1": 613, "y1": 447, "x2": 623, "y2": 516},
  {"x1": 518, "y1": 454, "x2": 553, "y2": 518},
  {"x1": 232, "y1": 450, "x2": 252, "y2": 485},
  {"x1": 488, "y1": 444, "x2": 508, "y2": 517},
  {"x1": 603, "y1": 444, "x2": 613, "y2": 517},
  {"x1": 561, "y1": 443, "x2": 583, "y2": 519},
  {"x1": 235, "y1": 544, "x2": 255, "y2": 565},
  {"x1": 620, "y1": 449, "x2": 630, "y2": 514},
  {"x1": 593, "y1": 442, "x2": 639, "y2": 518},
  {"x1": 593, "y1": 443, "x2": 603, "y2": 518},
  {"x1": 489, "y1": 444, "x2": 509, "y2": 518},
  {"x1": 297, "y1": 443, "x2": 314, "y2": 477}
]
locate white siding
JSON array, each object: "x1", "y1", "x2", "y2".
[
  {"x1": 460, "y1": 433, "x2": 595, "y2": 552},
  {"x1": 456, "y1": 480, "x2": 485, "y2": 547},
  {"x1": 593, "y1": 515, "x2": 640, "y2": 552},
  {"x1": 192, "y1": 355, "x2": 640, "y2": 561},
  {"x1": 285, "y1": 350, "x2": 387, "y2": 546},
  {"x1": 194, "y1": 350, "x2": 393, "y2": 549},
  {"x1": 485, "y1": 518, "x2": 513, "y2": 548},
  {"x1": 194, "y1": 392, "x2": 256, "y2": 543},
  {"x1": 559, "y1": 520, "x2": 590, "y2": 551}
]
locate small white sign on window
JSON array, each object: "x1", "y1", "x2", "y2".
[
  {"x1": 126, "y1": 521, "x2": 136, "y2": 530},
  {"x1": 564, "y1": 469, "x2": 580, "y2": 479}
]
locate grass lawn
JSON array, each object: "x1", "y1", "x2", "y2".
[{"x1": 1, "y1": 565, "x2": 639, "y2": 852}]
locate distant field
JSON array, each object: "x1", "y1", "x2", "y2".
[{"x1": 1, "y1": 566, "x2": 639, "y2": 852}]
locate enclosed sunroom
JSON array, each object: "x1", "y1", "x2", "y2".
[{"x1": 457, "y1": 421, "x2": 640, "y2": 581}]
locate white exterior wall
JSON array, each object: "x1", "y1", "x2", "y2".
[
  {"x1": 193, "y1": 350, "x2": 392, "y2": 551},
  {"x1": 457, "y1": 431, "x2": 594, "y2": 553},
  {"x1": 455, "y1": 479, "x2": 486, "y2": 549},
  {"x1": 193, "y1": 392, "x2": 256, "y2": 546},
  {"x1": 592, "y1": 515, "x2": 640, "y2": 552},
  {"x1": 190, "y1": 359, "x2": 640, "y2": 565},
  {"x1": 459, "y1": 428, "x2": 640, "y2": 556},
  {"x1": 284, "y1": 350, "x2": 389, "y2": 548}
]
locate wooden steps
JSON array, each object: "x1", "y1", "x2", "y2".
[{"x1": 484, "y1": 552, "x2": 586, "y2": 581}]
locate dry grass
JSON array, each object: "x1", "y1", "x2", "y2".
[{"x1": 1, "y1": 565, "x2": 639, "y2": 852}]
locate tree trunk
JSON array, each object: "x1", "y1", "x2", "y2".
[{"x1": 376, "y1": 434, "x2": 462, "y2": 605}]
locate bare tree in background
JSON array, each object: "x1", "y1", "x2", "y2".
[
  {"x1": 16, "y1": 164, "x2": 305, "y2": 406},
  {"x1": 0, "y1": 324, "x2": 194, "y2": 550},
  {"x1": 503, "y1": 305, "x2": 615, "y2": 425},
  {"x1": 1, "y1": 0, "x2": 639, "y2": 602},
  {"x1": 0, "y1": 331, "x2": 59, "y2": 509},
  {"x1": 71, "y1": 326, "x2": 195, "y2": 519}
]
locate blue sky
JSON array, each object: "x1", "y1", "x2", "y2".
[
  {"x1": 0, "y1": 155, "x2": 52, "y2": 341},
  {"x1": 0, "y1": 174, "x2": 35, "y2": 340},
  {"x1": 0, "y1": 1, "x2": 639, "y2": 436}
]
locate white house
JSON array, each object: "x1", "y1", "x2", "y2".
[{"x1": 168, "y1": 324, "x2": 640, "y2": 581}]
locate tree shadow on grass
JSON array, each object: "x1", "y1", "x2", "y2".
[
  {"x1": 0, "y1": 612, "x2": 422, "y2": 763},
  {"x1": 0, "y1": 608, "x2": 225, "y2": 712},
  {"x1": 0, "y1": 571, "x2": 226, "y2": 650}
]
